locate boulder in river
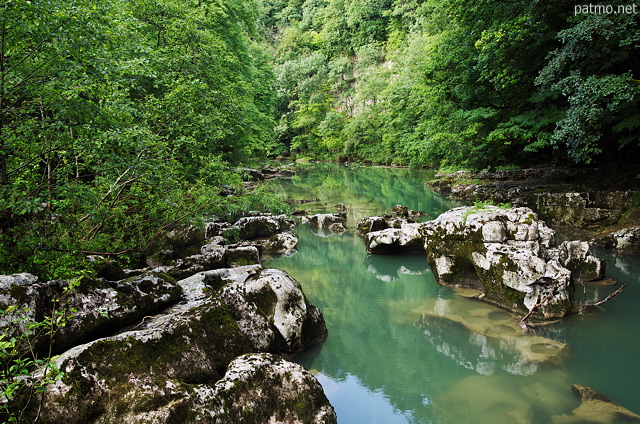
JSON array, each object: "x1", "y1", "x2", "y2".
[
  {"x1": 304, "y1": 213, "x2": 347, "y2": 235},
  {"x1": 391, "y1": 204, "x2": 426, "y2": 219},
  {"x1": 595, "y1": 225, "x2": 640, "y2": 253},
  {"x1": 364, "y1": 222, "x2": 424, "y2": 255},
  {"x1": 233, "y1": 214, "x2": 296, "y2": 240},
  {"x1": 421, "y1": 206, "x2": 605, "y2": 319},
  {"x1": 356, "y1": 214, "x2": 410, "y2": 236}
]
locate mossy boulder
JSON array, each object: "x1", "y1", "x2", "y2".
[
  {"x1": 220, "y1": 267, "x2": 328, "y2": 354},
  {"x1": 422, "y1": 206, "x2": 604, "y2": 319},
  {"x1": 0, "y1": 271, "x2": 181, "y2": 355},
  {"x1": 202, "y1": 353, "x2": 337, "y2": 424},
  {"x1": 31, "y1": 296, "x2": 255, "y2": 423},
  {"x1": 27, "y1": 265, "x2": 330, "y2": 423},
  {"x1": 531, "y1": 191, "x2": 632, "y2": 229}
]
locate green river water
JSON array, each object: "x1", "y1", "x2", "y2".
[{"x1": 264, "y1": 163, "x2": 640, "y2": 424}]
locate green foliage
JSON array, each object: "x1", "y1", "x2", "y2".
[
  {"x1": 266, "y1": 0, "x2": 640, "y2": 168},
  {"x1": 0, "y1": 0, "x2": 280, "y2": 278},
  {"x1": 0, "y1": 279, "x2": 79, "y2": 423}
]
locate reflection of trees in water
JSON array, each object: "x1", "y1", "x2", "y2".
[{"x1": 266, "y1": 163, "x2": 462, "y2": 221}]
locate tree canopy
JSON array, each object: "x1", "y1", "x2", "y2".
[{"x1": 266, "y1": 0, "x2": 640, "y2": 168}]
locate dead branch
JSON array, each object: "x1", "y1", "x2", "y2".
[
  {"x1": 593, "y1": 283, "x2": 627, "y2": 307},
  {"x1": 80, "y1": 200, "x2": 213, "y2": 257},
  {"x1": 519, "y1": 293, "x2": 553, "y2": 331}
]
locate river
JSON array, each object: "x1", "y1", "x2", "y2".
[{"x1": 264, "y1": 163, "x2": 640, "y2": 424}]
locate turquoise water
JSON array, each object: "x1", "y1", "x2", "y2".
[{"x1": 265, "y1": 163, "x2": 640, "y2": 424}]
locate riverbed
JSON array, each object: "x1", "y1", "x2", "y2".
[{"x1": 264, "y1": 163, "x2": 640, "y2": 424}]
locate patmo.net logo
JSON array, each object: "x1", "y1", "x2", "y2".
[{"x1": 575, "y1": 3, "x2": 638, "y2": 15}]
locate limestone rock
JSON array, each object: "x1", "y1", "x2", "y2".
[
  {"x1": 356, "y1": 215, "x2": 409, "y2": 236},
  {"x1": 164, "y1": 224, "x2": 206, "y2": 258},
  {"x1": 204, "y1": 353, "x2": 337, "y2": 424},
  {"x1": 30, "y1": 296, "x2": 254, "y2": 423},
  {"x1": 234, "y1": 231, "x2": 299, "y2": 255},
  {"x1": 306, "y1": 213, "x2": 347, "y2": 235},
  {"x1": 364, "y1": 222, "x2": 424, "y2": 254},
  {"x1": 557, "y1": 240, "x2": 605, "y2": 281},
  {"x1": 25, "y1": 266, "x2": 330, "y2": 423},
  {"x1": 0, "y1": 271, "x2": 181, "y2": 354},
  {"x1": 596, "y1": 225, "x2": 640, "y2": 253},
  {"x1": 533, "y1": 191, "x2": 631, "y2": 229},
  {"x1": 224, "y1": 246, "x2": 261, "y2": 267},
  {"x1": 422, "y1": 206, "x2": 604, "y2": 319},
  {"x1": 233, "y1": 214, "x2": 295, "y2": 240},
  {"x1": 391, "y1": 204, "x2": 426, "y2": 219},
  {"x1": 221, "y1": 267, "x2": 327, "y2": 354},
  {"x1": 167, "y1": 241, "x2": 227, "y2": 279}
]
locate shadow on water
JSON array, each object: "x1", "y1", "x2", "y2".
[{"x1": 265, "y1": 163, "x2": 640, "y2": 424}]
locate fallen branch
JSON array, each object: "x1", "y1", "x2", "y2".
[
  {"x1": 519, "y1": 293, "x2": 553, "y2": 331},
  {"x1": 593, "y1": 283, "x2": 627, "y2": 307}
]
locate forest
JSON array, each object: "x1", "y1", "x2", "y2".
[{"x1": 1, "y1": 0, "x2": 639, "y2": 278}]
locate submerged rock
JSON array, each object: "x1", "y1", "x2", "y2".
[
  {"x1": 552, "y1": 385, "x2": 640, "y2": 423},
  {"x1": 412, "y1": 294, "x2": 567, "y2": 376},
  {"x1": 422, "y1": 206, "x2": 605, "y2": 319}
]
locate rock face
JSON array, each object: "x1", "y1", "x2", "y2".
[
  {"x1": 427, "y1": 169, "x2": 639, "y2": 232},
  {"x1": 17, "y1": 265, "x2": 331, "y2": 423},
  {"x1": 531, "y1": 191, "x2": 632, "y2": 229},
  {"x1": 421, "y1": 206, "x2": 605, "y2": 318},
  {"x1": 595, "y1": 225, "x2": 640, "y2": 253}
]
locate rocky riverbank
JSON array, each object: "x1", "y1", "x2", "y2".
[
  {"x1": 427, "y1": 167, "x2": 640, "y2": 253},
  {"x1": 0, "y1": 211, "x2": 336, "y2": 423}
]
